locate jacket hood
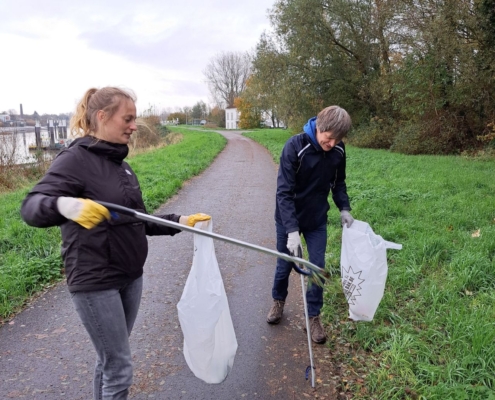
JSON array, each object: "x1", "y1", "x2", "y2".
[
  {"x1": 69, "y1": 136, "x2": 129, "y2": 163},
  {"x1": 303, "y1": 117, "x2": 322, "y2": 151}
]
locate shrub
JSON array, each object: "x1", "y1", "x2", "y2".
[
  {"x1": 391, "y1": 112, "x2": 481, "y2": 155},
  {"x1": 348, "y1": 117, "x2": 395, "y2": 149},
  {"x1": 0, "y1": 133, "x2": 49, "y2": 192},
  {"x1": 130, "y1": 115, "x2": 162, "y2": 150}
]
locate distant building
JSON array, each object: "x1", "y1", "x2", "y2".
[
  {"x1": 261, "y1": 111, "x2": 286, "y2": 129},
  {"x1": 0, "y1": 114, "x2": 10, "y2": 123},
  {"x1": 225, "y1": 107, "x2": 239, "y2": 130}
]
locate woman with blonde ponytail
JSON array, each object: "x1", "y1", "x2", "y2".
[{"x1": 21, "y1": 87, "x2": 211, "y2": 399}]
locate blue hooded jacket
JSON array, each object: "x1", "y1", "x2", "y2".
[{"x1": 275, "y1": 117, "x2": 351, "y2": 233}]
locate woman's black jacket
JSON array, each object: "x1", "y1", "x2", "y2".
[{"x1": 21, "y1": 136, "x2": 181, "y2": 292}]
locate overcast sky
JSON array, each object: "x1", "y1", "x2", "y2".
[{"x1": 0, "y1": 0, "x2": 275, "y2": 116}]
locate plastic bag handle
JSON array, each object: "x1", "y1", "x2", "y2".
[{"x1": 384, "y1": 241, "x2": 402, "y2": 250}]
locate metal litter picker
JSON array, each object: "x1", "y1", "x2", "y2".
[
  {"x1": 97, "y1": 201, "x2": 326, "y2": 387},
  {"x1": 289, "y1": 246, "x2": 319, "y2": 388}
]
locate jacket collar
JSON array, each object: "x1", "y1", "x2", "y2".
[
  {"x1": 69, "y1": 136, "x2": 129, "y2": 163},
  {"x1": 303, "y1": 117, "x2": 323, "y2": 151}
]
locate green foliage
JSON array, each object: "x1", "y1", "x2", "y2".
[
  {"x1": 348, "y1": 118, "x2": 395, "y2": 150},
  {"x1": 167, "y1": 112, "x2": 186, "y2": 125},
  {"x1": 248, "y1": 0, "x2": 495, "y2": 154},
  {"x1": 191, "y1": 100, "x2": 208, "y2": 119},
  {"x1": 0, "y1": 130, "x2": 226, "y2": 320},
  {"x1": 234, "y1": 96, "x2": 262, "y2": 129},
  {"x1": 0, "y1": 190, "x2": 63, "y2": 319},
  {"x1": 245, "y1": 128, "x2": 495, "y2": 398}
]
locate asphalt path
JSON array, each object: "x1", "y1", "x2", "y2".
[{"x1": 0, "y1": 131, "x2": 337, "y2": 399}]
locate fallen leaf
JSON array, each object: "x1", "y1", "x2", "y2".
[
  {"x1": 472, "y1": 229, "x2": 481, "y2": 238},
  {"x1": 35, "y1": 334, "x2": 49, "y2": 339}
]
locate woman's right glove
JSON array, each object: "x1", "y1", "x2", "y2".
[
  {"x1": 179, "y1": 213, "x2": 211, "y2": 227},
  {"x1": 57, "y1": 197, "x2": 111, "y2": 229}
]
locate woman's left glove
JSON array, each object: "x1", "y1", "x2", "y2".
[
  {"x1": 340, "y1": 210, "x2": 354, "y2": 228},
  {"x1": 179, "y1": 213, "x2": 211, "y2": 227},
  {"x1": 57, "y1": 197, "x2": 111, "y2": 229}
]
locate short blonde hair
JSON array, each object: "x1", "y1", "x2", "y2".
[
  {"x1": 70, "y1": 87, "x2": 136, "y2": 137},
  {"x1": 316, "y1": 106, "x2": 351, "y2": 140}
]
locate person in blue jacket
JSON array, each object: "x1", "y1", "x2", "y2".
[{"x1": 267, "y1": 105, "x2": 354, "y2": 344}]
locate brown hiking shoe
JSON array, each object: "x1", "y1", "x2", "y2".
[
  {"x1": 266, "y1": 300, "x2": 285, "y2": 324},
  {"x1": 309, "y1": 316, "x2": 327, "y2": 344}
]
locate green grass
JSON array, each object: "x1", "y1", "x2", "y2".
[
  {"x1": 244, "y1": 129, "x2": 495, "y2": 399},
  {"x1": 0, "y1": 129, "x2": 226, "y2": 320}
]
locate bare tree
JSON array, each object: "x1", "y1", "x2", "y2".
[{"x1": 204, "y1": 51, "x2": 251, "y2": 108}]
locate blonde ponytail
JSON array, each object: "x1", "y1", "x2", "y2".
[{"x1": 70, "y1": 88, "x2": 98, "y2": 137}]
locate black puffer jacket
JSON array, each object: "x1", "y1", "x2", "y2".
[
  {"x1": 275, "y1": 132, "x2": 351, "y2": 233},
  {"x1": 21, "y1": 136, "x2": 181, "y2": 292}
]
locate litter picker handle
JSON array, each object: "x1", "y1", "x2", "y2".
[
  {"x1": 94, "y1": 201, "x2": 326, "y2": 277},
  {"x1": 291, "y1": 246, "x2": 329, "y2": 280},
  {"x1": 97, "y1": 201, "x2": 137, "y2": 217},
  {"x1": 292, "y1": 246, "x2": 311, "y2": 276}
]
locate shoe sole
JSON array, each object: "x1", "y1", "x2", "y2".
[{"x1": 266, "y1": 317, "x2": 282, "y2": 324}]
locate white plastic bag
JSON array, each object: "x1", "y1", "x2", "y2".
[
  {"x1": 177, "y1": 220, "x2": 238, "y2": 383},
  {"x1": 340, "y1": 220, "x2": 402, "y2": 321}
]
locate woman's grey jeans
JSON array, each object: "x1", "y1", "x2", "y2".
[{"x1": 70, "y1": 276, "x2": 143, "y2": 400}]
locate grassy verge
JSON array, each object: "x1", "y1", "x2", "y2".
[
  {"x1": 244, "y1": 129, "x2": 495, "y2": 399},
  {"x1": 0, "y1": 129, "x2": 226, "y2": 321}
]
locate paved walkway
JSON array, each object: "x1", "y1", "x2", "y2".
[{"x1": 0, "y1": 131, "x2": 336, "y2": 399}]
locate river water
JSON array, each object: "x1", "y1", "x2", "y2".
[{"x1": 0, "y1": 127, "x2": 61, "y2": 165}]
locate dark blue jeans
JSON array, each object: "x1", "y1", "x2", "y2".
[
  {"x1": 272, "y1": 222, "x2": 327, "y2": 317},
  {"x1": 71, "y1": 276, "x2": 143, "y2": 400}
]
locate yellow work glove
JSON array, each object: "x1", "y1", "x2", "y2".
[
  {"x1": 57, "y1": 197, "x2": 111, "y2": 229},
  {"x1": 179, "y1": 213, "x2": 211, "y2": 227}
]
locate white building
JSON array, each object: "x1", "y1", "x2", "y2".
[
  {"x1": 225, "y1": 107, "x2": 239, "y2": 130},
  {"x1": 0, "y1": 114, "x2": 11, "y2": 123}
]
